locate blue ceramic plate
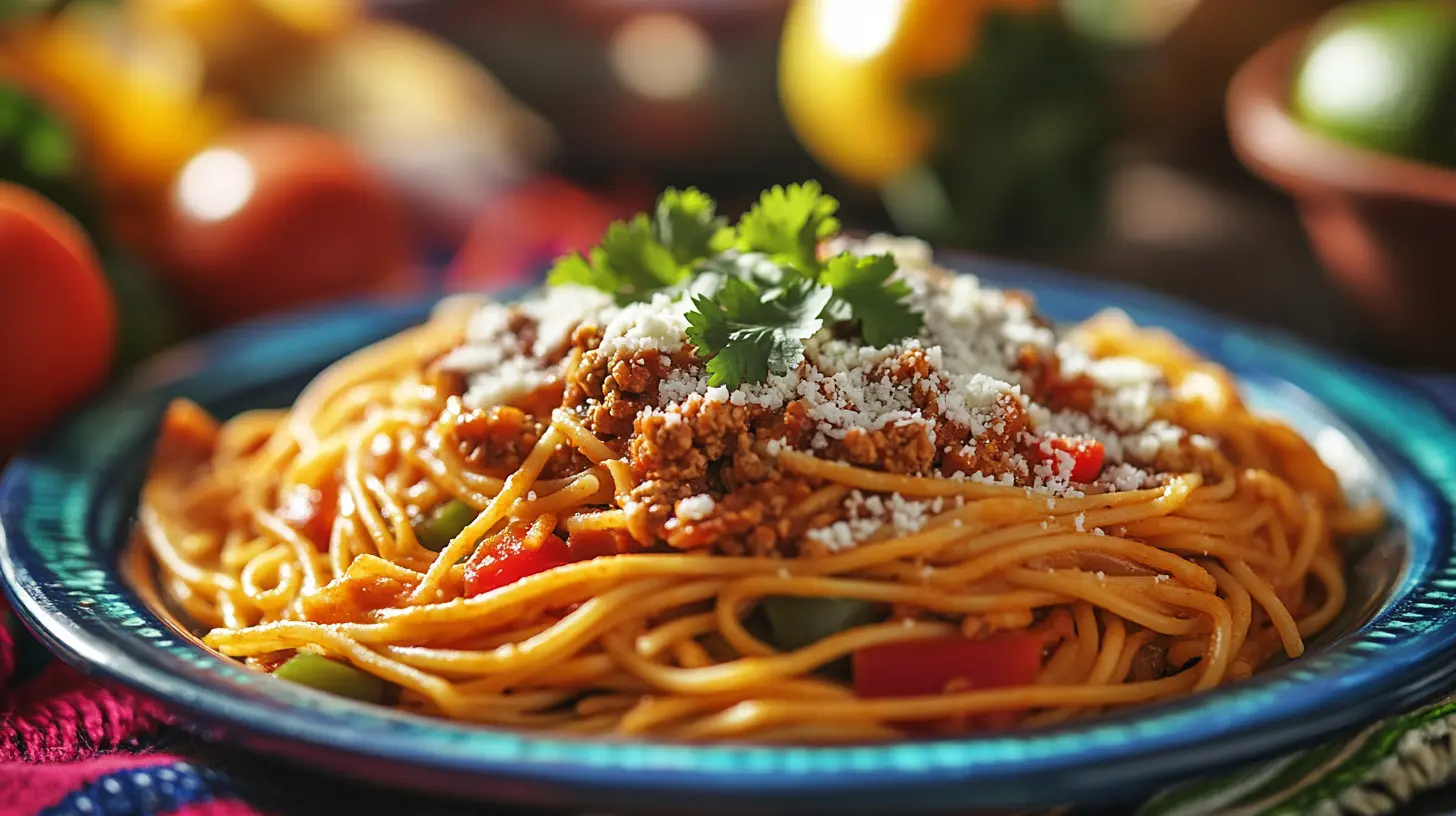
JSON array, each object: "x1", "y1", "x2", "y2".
[{"x1": 4, "y1": 257, "x2": 1456, "y2": 814}]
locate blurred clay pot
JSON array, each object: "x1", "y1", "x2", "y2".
[{"x1": 1227, "y1": 26, "x2": 1456, "y2": 367}]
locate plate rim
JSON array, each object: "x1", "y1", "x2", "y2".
[{"x1": 4, "y1": 256, "x2": 1456, "y2": 812}]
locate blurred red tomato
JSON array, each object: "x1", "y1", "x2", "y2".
[
  {"x1": 0, "y1": 183, "x2": 115, "y2": 458},
  {"x1": 157, "y1": 125, "x2": 409, "y2": 326},
  {"x1": 447, "y1": 176, "x2": 631, "y2": 291}
]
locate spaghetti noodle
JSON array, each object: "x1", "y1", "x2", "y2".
[{"x1": 136, "y1": 219, "x2": 1379, "y2": 743}]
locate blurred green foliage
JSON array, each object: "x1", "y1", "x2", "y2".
[
  {"x1": 0, "y1": 83, "x2": 102, "y2": 233},
  {"x1": 891, "y1": 10, "x2": 1113, "y2": 254}
]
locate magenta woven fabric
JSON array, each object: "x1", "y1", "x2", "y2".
[{"x1": 0, "y1": 603, "x2": 265, "y2": 816}]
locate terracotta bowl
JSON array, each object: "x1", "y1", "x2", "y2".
[{"x1": 1227, "y1": 26, "x2": 1456, "y2": 368}]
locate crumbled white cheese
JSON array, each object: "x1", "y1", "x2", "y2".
[
  {"x1": 442, "y1": 232, "x2": 1202, "y2": 505},
  {"x1": 458, "y1": 357, "x2": 555, "y2": 409},
  {"x1": 442, "y1": 285, "x2": 612, "y2": 410},
  {"x1": 826, "y1": 232, "x2": 936, "y2": 272},
  {"x1": 659, "y1": 367, "x2": 710, "y2": 403},
  {"x1": 522, "y1": 284, "x2": 613, "y2": 358},
  {"x1": 597, "y1": 293, "x2": 689, "y2": 358},
  {"x1": 807, "y1": 489, "x2": 937, "y2": 552},
  {"x1": 1122, "y1": 420, "x2": 1185, "y2": 463},
  {"x1": 805, "y1": 518, "x2": 881, "y2": 552},
  {"x1": 1099, "y1": 463, "x2": 1151, "y2": 492},
  {"x1": 677, "y1": 494, "x2": 716, "y2": 521},
  {"x1": 885, "y1": 493, "x2": 929, "y2": 536},
  {"x1": 1178, "y1": 370, "x2": 1226, "y2": 409},
  {"x1": 1058, "y1": 344, "x2": 1168, "y2": 432}
]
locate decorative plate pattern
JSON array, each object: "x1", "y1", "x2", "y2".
[{"x1": 3, "y1": 258, "x2": 1455, "y2": 814}]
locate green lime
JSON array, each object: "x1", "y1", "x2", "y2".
[{"x1": 1291, "y1": 0, "x2": 1456, "y2": 167}]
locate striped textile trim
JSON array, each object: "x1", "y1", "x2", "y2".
[
  {"x1": 1140, "y1": 698, "x2": 1456, "y2": 816},
  {"x1": 40, "y1": 759, "x2": 258, "y2": 816}
]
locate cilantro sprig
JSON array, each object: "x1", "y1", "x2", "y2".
[
  {"x1": 736, "y1": 180, "x2": 840, "y2": 273},
  {"x1": 547, "y1": 216, "x2": 685, "y2": 303},
  {"x1": 819, "y1": 252, "x2": 923, "y2": 347},
  {"x1": 654, "y1": 187, "x2": 734, "y2": 265},
  {"x1": 547, "y1": 186, "x2": 728, "y2": 303},
  {"x1": 547, "y1": 182, "x2": 925, "y2": 388},
  {"x1": 686, "y1": 276, "x2": 833, "y2": 389}
]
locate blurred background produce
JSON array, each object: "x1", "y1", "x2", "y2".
[
  {"x1": 2, "y1": 0, "x2": 1453, "y2": 463},
  {"x1": 1228, "y1": 1, "x2": 1456, "y2": 364},
  {"x1": 1289, "y1": 1, "x2": 1456, "y2": 168},
  {"x1": 0, "y1": 181, "x2": 113, "y2": 457}
]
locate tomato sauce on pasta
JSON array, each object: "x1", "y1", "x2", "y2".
[{"x1": 135, "y1": 199, "x2": 1380, "y2": 743}]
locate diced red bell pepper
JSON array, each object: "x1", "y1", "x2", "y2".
[
  {"x1": 853, "y1": 633, "x2": 1045, "y2": 732},
  {"x1": 1031, "y1": 437, "x2": 1105, "y2": 483},
  {"x1": 463, "y1": 520, "x2": 572, "y2": 597},
  {"x1": 277, "y1": 483, "x2": 338, "y2": 552}
]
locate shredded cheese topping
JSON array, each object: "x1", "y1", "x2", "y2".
[{"x1": 442, "y1": 234, "x2": 1201, "y2": 551}]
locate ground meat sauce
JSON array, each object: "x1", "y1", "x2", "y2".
[
  {"x1": 940, "y1": 393, "x2": 1029, "y2": 479},
  {"x1": 1019, "y1": 344, "x2": 1098, "y2": 415},
  {"x1": 447, "y1": 403, "x2": 542, "y2": 473},
  {"x1": 435, "y1": 235, "x2": 1203, "y2": 559}
]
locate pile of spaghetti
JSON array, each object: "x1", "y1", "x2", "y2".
[{"x1": 137, "y1": 184, "x2": 1380, "y2": 742}]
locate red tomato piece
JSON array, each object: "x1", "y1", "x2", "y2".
[
  {"x1": 1032, "y1": 437, "x2": 1106, "y2": 482},
  {"x1": 158, "y1": 125, "x2": 409, "y2": 327},
  {"x1": 853, "y1": 633, "x2": 1044, "y2": 699},
  {"x1": 463, "y1": 520, "x2": 572, "y2": 597},
  {"x1": 853, "y1": 633, "x2": 1044, "y2": 732},
  {"x1": 0, "y1": 184, "x2": 115, "y2": 460},
  {"x1": 277, "y1": 482, "x2": 338, "y2": 551}
]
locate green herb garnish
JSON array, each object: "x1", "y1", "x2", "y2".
[
  {"x1": 735, "y1": 181, "x2": 840, "y2": 273},
  {"x1": 685, "y1": 275, "x2": 833, "y2": 389},
  {"x1": 653, "y1": 187, "x2": 734, "y2": 265},
  {"x1": 548, "y1": 182, "x2": 925, "y2": 388},
  {"x1": 818, "y1": 251, "x2": 923, "y2": 347},
  {"x1": 548, "y1": 186, "x2": 727, "y2": 303},
  {"x1": 546, "y1": 215, "x2": 686, "y2": 304}
]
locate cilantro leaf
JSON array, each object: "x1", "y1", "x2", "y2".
[
  {"x1": 696, "y1": 251, "x2": 807, "y2": 295},
  {"x1": 547, "y1": 214, "x2": 685, "y2": 303},
  {"x1": 819, "y1": 252, "x2": 924, "y2": 346},
  {"x1": 736, "y1": 181, "x2": 840, "y2": 271},
  {"x1": 550, "y1": 181, "x2": 925, "y2": 381},
  {"x1": 598, "y1": 215, "x2": 687, "y2": 297},
  {"x1": 653, "y1": 187, "x2": 734, "y2": 266},
  {"x1": 685, "y1": 276, "x2": 832, "y2": 389},
  {"x1": 545, "y1": 251, "x2": 599, "y2": 288}
]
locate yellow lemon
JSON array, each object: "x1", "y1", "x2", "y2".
[{"x1": 779, "y1": 0, "x2": 1050, "y2": 186}]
